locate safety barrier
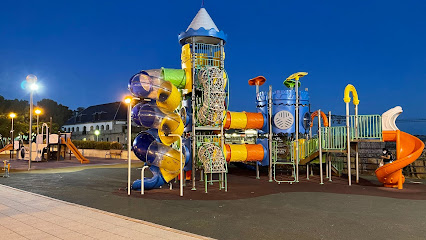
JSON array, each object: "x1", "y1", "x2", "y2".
[
  {"x1": 321, "y1": 126, "x2": 347, "y2": 150},
  {"x1": 350, "y1": 115, "x2": 382, "y2": 141}
]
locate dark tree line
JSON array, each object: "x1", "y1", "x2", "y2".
[{"x1": 0, "y1": 95, "x2": 75, "y2": 138}]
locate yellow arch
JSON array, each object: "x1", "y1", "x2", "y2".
[{"x1": 343, "y1": 84, "x2": 360, "y2": 105}]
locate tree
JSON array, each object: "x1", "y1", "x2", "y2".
[{"x1": 37, "y1": 99, "x2": 73, "y2": 131}]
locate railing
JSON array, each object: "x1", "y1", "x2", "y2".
[
  {"x1": 290, "y1": 137, "x2": 319, "y2": 160},
  {"x1": 321, "y1": 126, "x2": 347, "y2": 150},
  {"x1": 274, "y1": 141, "x2": 296, "y2": 184},
  {"x1": 350, "y1": 115, "x2": 382, "y2": 141}
]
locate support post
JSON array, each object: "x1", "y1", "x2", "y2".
[
  {"x1": 318, "y1": 110, "x2": 323, "y2": 184},
  {"x1": 268, "y1": 85, "x2": 273, "y2": 182},
  {"x1": 355, "y1": 105, "x2": 359, "y2": 183},
  {"x1": 295, "y1": 77, "x2": 299, "y2": 182},
  {"x1": 328, "y1": 111, "x2": 332, "y2": 182},
  {"x1": 127, "y1": 102, "x2": 132, "y2": 195},
  {"x1": 191, "y1": 37, "x2": 197, "y2": 191},
  {"x1": 346, "y1": 102, "x2": 351, "y2": 186}
]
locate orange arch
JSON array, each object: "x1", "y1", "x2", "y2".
[{"x1": 310, "y1": 110, "x2": 329, "y2": 128}]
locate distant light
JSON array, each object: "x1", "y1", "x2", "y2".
[
  {"x1": 124, "y1": 96, "x2": 132, "y2": 104},
  {"x1": 30, "y1": 83, "x2": 39, "y2": 91},
  {"x1": 26, "y1": 74, "x2": 38, "y2": 83},
  {"x1": 35, "y1": 109, "x2": 42, "y2": 115},
  {"x1": 9, "y1": 113, "x2": 16, "y2": 118},
  {"x1": 94, "y1": 130, "x2": 100, "y2": 136}
]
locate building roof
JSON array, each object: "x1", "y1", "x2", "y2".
[
  {"x1": 178, "y1": 7, "x2": 227, "y2": 45},
  {"x1": 64, "y1": 102, "x2": 127, "y2": 125}
]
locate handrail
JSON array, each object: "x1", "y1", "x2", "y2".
[
  {"x1": 321, "y1": 126, "x2": 347, "y2": 150},
  {"x1": 140, "y1": 166, "x2": 149, "y2": 195},
  {"x1": 343, "y1": 84, "x2": 360, "y2": 105},
  {"x1": 310, "y1": 111, "x2": 329, "y2": 128},
  {"x1": 349, "y1": 115, "x2": 382, "y2": 140}
]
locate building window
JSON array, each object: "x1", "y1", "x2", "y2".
[
  {"x1": 117, "y1": 137, "x2": 119, "y2": 143},
  {"x1": 96, "y1": 125, "x2": 99, "y2": 130},
  {"x1": 106, "y1": 138, "x2": 109, "y2": 142},
  {"x1": 83, "y1": 126, "x2": 87, "y2": 135},
  {"x1": 101, "y1": 125, "x2": 104, "y2": 130},
  {"x1": 72, "y1": 127, "x2": 75, "y2": 132},
  {"x1": 68, "y1": 128, "x2": 70, "y2": 132},
  {"x1": 76, "y1": 127, "x2": 79, "y2": 132},
  {"x1": 90, "y1": 126, "x2": 94, "y2": 131},
  {"x1": 106, "y1": 125, "x2": 110, "y2": 130}
]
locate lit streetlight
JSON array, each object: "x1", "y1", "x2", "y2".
[
  {"x1": 9, "y1": 113, "x2": 16, "y2": 158},
  {"x1": 35, "y1": 108, "x2": 42, "y2": 135},
  {"x1": 94, "y1": 130, "x2": 100, "y2": 141},
  {"x1": 26, "y1": 74, "x2": 38, "y2": 170},
  {"x1": 124, "y1": 96, "x2": 139, "y2": 195}
]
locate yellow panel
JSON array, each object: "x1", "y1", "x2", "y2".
[
  {"x1": 156, "y1": 81, "x2": 181, "y2": 111},
  {"x1": 159, "y1": 148, "x2": 184, "y2": 183},
  {"x1": 229, "y1": 144, "x2": 248, "y2": 162},
  {"x1": 229, "y1": 112, "x2": 247, "y2": 129},
  {"x1": 159, "y1": 118, "x2": 184, "y2": 146},
  {"x1": 184, "y1": 68, "x2": 192, "y2": 93}
]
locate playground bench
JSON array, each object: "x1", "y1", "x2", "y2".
[{"x1": 105, "y1": 149, "x2": 122, "y2": 159}]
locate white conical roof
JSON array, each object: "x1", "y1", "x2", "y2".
[{"x1": 186, "y1": 8, "x2": 219, "y2": 31}]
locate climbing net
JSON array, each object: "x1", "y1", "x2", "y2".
[
  {"x1": 197, "y1": 143, "x2": 226, "y2": 174},
  {"x1": 197, "y1": 67, "x2": 227, "y2": 126}
]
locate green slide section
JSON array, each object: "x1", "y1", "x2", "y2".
[{"x1": 161, "y1": 68, "x2": 186, "y2": 89}]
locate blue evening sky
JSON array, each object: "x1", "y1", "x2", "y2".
[{"x1": 1, "y1": 1, "x2": 425, "y2": 133}]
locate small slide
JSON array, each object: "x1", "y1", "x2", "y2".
[
  {"x1": 0, "y1": 144, "x2": 13, "y2": 154},
  {"x1": 375, "y1": 130, "x2": 424, "y2": 189},
  {"x1": 375, "y1": 106, "x2": 425, "y2": 189},
  {"x1": 61, "y1": 138, "x2": 90, "y2": 164}
]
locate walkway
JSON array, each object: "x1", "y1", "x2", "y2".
[{"x1": 0, "y1": 184, "x2": 210, "y2": 240}]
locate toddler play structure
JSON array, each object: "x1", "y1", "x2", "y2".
[
  {"x1": 126, "y1": 7, "x2": 424, "y2": 194},
  {"x1": 3, "y1": 124, "x2": 89, "y2": 164}
]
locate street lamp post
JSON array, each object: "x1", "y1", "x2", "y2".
[
  {"x1": 27, "y1": 74, "x2": 38, "y2": 170},
  {"x1": 124, "y1": 97, "x2": 132, "y2": 196},
  {"x1": 94, "y1": 130, "x2": 100, "y2": 141},
  {"x1": 124, "y1": 96, "x2": 139, "y2": 196},
  {"x1": 9, "y1": 113, "x2": 16, "y2": 158},
  {"x1": 35, "y1": 108, "x2": 42, "y2": 135}
]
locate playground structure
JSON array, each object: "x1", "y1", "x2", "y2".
[
  {"x1": 1, "y1": 123, "x2": 89, "y2": 164},
  {"x1": 126, "y1": 7, "x2": 424, "y2": 195}
]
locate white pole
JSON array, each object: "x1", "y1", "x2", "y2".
[
  {"x1": 179, "y1": 135, "x2": 183, "y2": 197},
  {"x1": 268, "y1": 85, "x2": 273, "y2": 182},
  {"x1": 346, "y1": 102, "x2": 351, "y2": 186},
  {"x1": 328, "y1": 111, "x2": 332, "y2": 182},
  {"x1": 127, "y1": 102, "x2": 132, "y2": 195},
  {"x1": 306, "y1": 163, "x2": 309, "y2": 180},
  {"x1": 355, "y1": 105, "x2": 359, "y2": 183},
  {"x1": 255, "y1": 84, "x2": 260, "y2": 180},
  {"x1": 141, "y1": 166, "x2": 148, "y2": 195},
  {"x1": 295, "y1": 78, "x2": 299, "y2": 182},
  {"x1": 11, "y1": 117, "x2": 14, "y2": 159},
  {"x1": 318, "y1": 110, "x2": 323, "y2": 184},
  {"x1": 29, "y1": 91, "x2": 33, "y2": 170}
]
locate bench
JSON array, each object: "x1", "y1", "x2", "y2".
[{"x1": 105, "y1": 149, "x2": 122, "y2": 159}]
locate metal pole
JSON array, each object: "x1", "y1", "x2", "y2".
[
  {"x1": 141, "y1": 166, "x2": 149, "y2": 195},
  {"x1": 127, "y1": 102, "x2": 132, "y2": 195},
  {"x1": 191, "y1": 37, "x2": 197, "y2": 191},
  {"x1": 328, "y1": 111, "x2": 332, "y2": 182},
  {"x1": 36, "y1": 115, "x2": 39, "y2": 135},
  {"x1": 295, "y1": 77, "x2": 299, "y2": 182},
  {"x1": 29, "y1": 91, "x2": 33, "y2": 170},
  {"x1": 255, "y1": 84, "x2": 260, "y2": 180},
  {"x1": 346, "y1": 102, "x2": 351, "y2": 186},
  {"x1": 306, "y1": 163, "x2": 309, "y2": 180},
  {"x1": 268, "y1": 85, "x2": 273, "y2": 182},
  {"x1": 355, "y1": 105, "x2": 359, "y2": 183},
  {"x1": 318, "y1": 110, "x2": 323, "y2": 184},
  {"x1": 179, "y1": 135, "x2": 183, "y2": 197},
  {"x1": 11, "y1": 117, "x2": 14, "y2": 159}
]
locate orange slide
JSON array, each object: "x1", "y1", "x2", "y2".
[
  {"x1": 61, "y1": 138, "x2": 90, "y2": 164},
  {"x1": 0, "y1": 144, "x2": 13, "y2": 153},
  {"x1": 375, "y1": 130, "x2": 424, "y2": 189}
]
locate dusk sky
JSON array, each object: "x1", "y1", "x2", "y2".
[{"x1": 1, "y1": 0, "x2": 425, "y2": 133}]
